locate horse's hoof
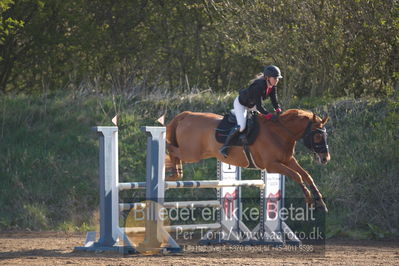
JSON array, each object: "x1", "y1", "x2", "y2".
[
  {"x1": 165, "y1": 168, "x2": 183, "y2": 180},
  {"x1": 165, "y1": 173, "x2": 180, "y2": 181},
  {"x1": 316, "y1": 205, "x2": 328, "y2": 213},
  {"x1": 316, "y1": 200, "x2": 328, "y2": 213}
]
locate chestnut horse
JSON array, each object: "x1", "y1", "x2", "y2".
[{"x1": 165, "y1": 109, "x2": 330, "y2": 212}]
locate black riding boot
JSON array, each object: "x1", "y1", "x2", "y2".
[
  {"x1": 220, "y1": 125, "x2": 240, "y2": 158},
  {"x1": 239, "y1": 134, "x2": 248, "y2": 145}
]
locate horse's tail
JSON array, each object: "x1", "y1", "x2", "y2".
[{"x1": 165, "y1": 112, "x2": 190, "y2": 180}]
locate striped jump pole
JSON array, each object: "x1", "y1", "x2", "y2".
[
  {"x1": 118, "y1": 179, "x2": 265, "y2": 190},
  {"x1": 119, "y1": 200, "x2": 221, "y2": 211}
]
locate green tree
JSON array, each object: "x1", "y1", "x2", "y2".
[
  {"x1": 0, "y1": 0, "x2": 398, "y2": 98},
  {"x1": 0, "y1": 0, "x2": 24, "y2": 93}
]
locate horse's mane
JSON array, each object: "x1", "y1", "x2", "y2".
[{"x1": 279, "y1": 109, "x2": 314, "y2": 121}]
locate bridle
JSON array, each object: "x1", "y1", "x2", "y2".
[
  {"x1": 301, "y1": 121, "x2": 329, "y2": 154},
  {"x1": 271, "y1": 115, "x2": 329, "y2": 154}
]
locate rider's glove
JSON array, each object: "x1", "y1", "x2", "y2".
[{"x1": 263, "y1": 113, "x2": 278, "y2": 121}]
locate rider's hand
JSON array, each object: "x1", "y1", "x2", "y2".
[
  {"x1": 263, "y1": 113, "x2": 272, "y2": 120},
  {"x1": 275, "y1": 108, "x2": 283, "y2": 115},
  {"x1": 263, "y1": 113, "x2": 278, "y2": 121}
]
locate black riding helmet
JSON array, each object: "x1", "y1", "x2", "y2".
[{"x1": 264, "y1": 65, "x2": 283, "y2": 78}]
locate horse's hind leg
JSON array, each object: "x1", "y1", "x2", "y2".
[
  {"x1": 165, "y1": 144, "x2": 183, "y2": 180},
  {"x1": 287, "y1": 158, "x2": 328, "y2": 212}
]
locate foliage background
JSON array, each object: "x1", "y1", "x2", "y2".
[
  {"x1": 1, "y1": 0, "x2": 398, "y2": 98},
  {"x1": 0, "y1": 1, "x2": 398, "y2": 239}
]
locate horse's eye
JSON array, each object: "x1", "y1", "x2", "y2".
[{"x1": 314, "y1": 134, "x2": 323, "y2": 143}]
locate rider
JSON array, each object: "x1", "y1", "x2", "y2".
[{"x1": 219, "y1": 65, "x2": 283, "y2": 157}]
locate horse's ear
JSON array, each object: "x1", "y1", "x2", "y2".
[
  {"x1": 322, "y1": 116, "x2": 330, "y2": 125},
  {"x1": 312, "y1": 113, "x2": 317, "y2": 122}
]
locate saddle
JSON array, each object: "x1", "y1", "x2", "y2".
[{"x1": 215, "y1": 111, "x2": 260, "y2": 146}]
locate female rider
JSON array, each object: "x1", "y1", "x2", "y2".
[{"x1": 220, "y1": 65, "x2": 283, "y2": 157}]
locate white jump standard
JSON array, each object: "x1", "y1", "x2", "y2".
[{"x1": 75, "y1": 126, "x2": 300, "y2": 254}]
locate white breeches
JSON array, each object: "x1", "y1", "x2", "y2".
[
  {"x1": 234, "y1": 96, "x2": 256, "y2": 132},
  {"x1": 234, "y1": 96, "x2": 244, "y2": 132}
]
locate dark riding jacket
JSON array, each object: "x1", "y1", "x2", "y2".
[{"x1": 238, "y1": 77, "x2": 281, "y2": 115}]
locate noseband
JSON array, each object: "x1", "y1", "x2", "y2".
[{"x1": 302, "y1": 121, "x2": 329, "y2": 153}]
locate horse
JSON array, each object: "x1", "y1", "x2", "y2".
[{"x1": 165, "y1": 109, "x2": 330, "y2": 212}]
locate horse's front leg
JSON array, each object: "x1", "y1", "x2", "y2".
[
  {"x1": 287, "y1": 157, "x2": 328, "y2": 212},
  {"x1": 267, "y1": 162, "x2": 313, "y2": 205}
]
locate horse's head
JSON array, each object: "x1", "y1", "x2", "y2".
[{"x1": 302, "y1": 113, "x2": 330, "y2": 164}]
